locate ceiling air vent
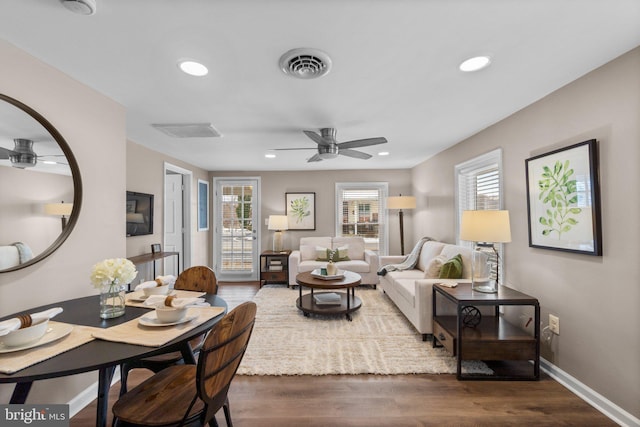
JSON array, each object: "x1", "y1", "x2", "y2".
[
  {"x1": 279, "y1": 48, "x2": 332, "y2": 79},
  {"x1": 152, "y1": 123, "x2": 222, "y2": 138}
]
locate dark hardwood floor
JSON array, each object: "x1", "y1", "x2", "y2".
[{"x1": 70, "y1": 282, "x2": 615, "y2": 426}]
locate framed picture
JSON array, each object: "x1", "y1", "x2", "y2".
[
  {"x1": 525, "y1": 139, "x2": 602, "y2": 256},
  {"x1": 151, "y1": 243, "x2": 161, "y2": 254},
  {"x1": 198, "y1": 179, "x2": 209, "y2": 231},
  {"x1": 286, "y1": 192, "x2": 316, "y2": 230}
]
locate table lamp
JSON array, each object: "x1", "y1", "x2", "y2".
[
  {"x1": 387, "y1": 195, "x2": 416, "y2": 255},
  {"x1": 268, "y1": 215, "x2": 288, "y2": 252},
  {"x1": 45, "y1": 201, "x2": 73, "y2": 230},
  {"x1": 460, "y1": 210, "x2": 511, "y2": 293}
]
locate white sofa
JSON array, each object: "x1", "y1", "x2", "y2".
[
  {"x1": 288, "y1": 236, "x2": 379, "y2": 287},
  {"x1": 378, "y1": 240, "x2": 475, "y2": 340}
]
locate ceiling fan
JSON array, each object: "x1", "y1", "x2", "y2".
[
  {"x1": 273, "y1": 128, "x2": 387, "y2": 162},
  {"x1": 0, "y1": 138, "x2": 66, "y2": 169}
]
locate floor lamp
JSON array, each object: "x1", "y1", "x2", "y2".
[
  {"x1": 460, "y1": 210, "x2": 511, "y2": 293},
  {"x1": 387, "y1": 195, "x2": 416, "y2": 255},
  {"x1": 268, "y1": 215, "x2": 288, "y2": 252}
]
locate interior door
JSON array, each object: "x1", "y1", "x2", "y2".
[
  {"x1": 213, "y1": 178, "x2": 260, "y2": 281},
  {"x1": 164, "y1": 172, "x2": 183, "y2": 274}
]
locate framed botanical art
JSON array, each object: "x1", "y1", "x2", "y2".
[
  {"x1": 286, "y1": 192, "x2": 316, "y2": 230},
  {"x1": 198, "y1": 179, "x2": 209, "y2": 231},
  {"x1": 525, "y1": 139, "x2": 602, "y2": 256}
]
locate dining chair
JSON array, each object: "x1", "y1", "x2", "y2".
[
  {"x1": 112, "y1": 301, "x2": 257, "y2": 427},
  {"x1": 119, "y1": 266, "x2": 218, "y2": 396}
]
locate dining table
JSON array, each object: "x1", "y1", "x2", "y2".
[{"x1": 0, "y1": 292, "x2": 227, "y2": 427}]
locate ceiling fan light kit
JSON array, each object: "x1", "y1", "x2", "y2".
[{"x1": 61, "y1": 0, "x2": 97, "y2": 15}]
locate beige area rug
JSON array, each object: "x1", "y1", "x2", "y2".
[{"x1": 237, "y1": 286, "x2": 492, "y2": 376}]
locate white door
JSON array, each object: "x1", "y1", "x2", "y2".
[
  {"x1": 164, "y1": 172, "x2": 183, "y2": 274},
  {"x1": 213, "y1": 178, "x2": 260, "y2": 281}
]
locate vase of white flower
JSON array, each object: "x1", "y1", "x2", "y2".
[{"x1": 90, "y1": 258, "x2": 138, "y2": 319}]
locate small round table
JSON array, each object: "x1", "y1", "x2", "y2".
[{"x1": 295, "y1": 271, "x2": 362, "y2": 321}]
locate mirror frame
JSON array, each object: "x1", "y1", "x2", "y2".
[{"x1": 0, "y1": 93, "x2": 83, "y2": 273}]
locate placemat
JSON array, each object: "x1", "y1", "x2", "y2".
[
  {"x1": 0, "y1": 321, "x2": 100, "y2": 374},
  {"x1": 125, "y1": 290, "x2": 206, "y2": 308},
  {"x1": 91, "y1": 306, "x2": 225, "y2": 347}
]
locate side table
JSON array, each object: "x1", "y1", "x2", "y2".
[
  {"x1": 432, "y1": 283, "x2": 540, "y2": 380},
  {"x1": 260, "y1": 250, "x2": 291, "y2": 287}
]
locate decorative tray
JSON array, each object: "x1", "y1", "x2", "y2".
[{"x1": 311, "y1": 269, "x2": 345, "y2": 280}]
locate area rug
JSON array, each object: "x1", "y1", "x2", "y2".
[{"x1": 236, "y1": 286, "x2": 492, "y2": 376}]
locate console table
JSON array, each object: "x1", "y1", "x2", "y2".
[
  {"x1": 128, "y1": 251, "x2": 180, "y2": 280},
  {"x1": 432, "y1": 283, "x2": 540, "y2": 380}
]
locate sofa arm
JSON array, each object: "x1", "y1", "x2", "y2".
[
  {"x1": 364, "y1": 249, "x2": 379, "y2": 272},
  {"x1": 288, "y1": 250, "x2": 301, "y2": 285}
]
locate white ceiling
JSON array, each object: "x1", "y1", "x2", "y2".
[{"x1": 2, "y1": 1, "x2": 639, "y2": 172}]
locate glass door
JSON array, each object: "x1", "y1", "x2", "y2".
[{"x1": 213, "y1": 178, "x2": 260, "y2": 281}]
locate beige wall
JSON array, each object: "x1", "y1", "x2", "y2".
[
  {"x1": 126, "y1": 140, "x2": 210, "y2": 279},
  {"x1": 412, "y1": 46, "x2": 640, "y2": 418},
  {"x1": 0, "y1": 40, "x2": 126, "y2": 404},
  {"x1": 211, "y1": 169, "x2": 413, "y2": 255}
]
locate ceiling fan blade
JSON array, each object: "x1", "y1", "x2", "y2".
[
  {"x1": 339, "y1": 149, "x2": 372, "y2": 160},
  {"x1": 271, "y1": 147, "x2": 317, "y2": 151},
  {"x1": 0, "y1": 147, "x2": 15, "y2": 159},
  {"x1": 338, "y1": 137, "x2": 387, "y2": 149},
  {"x1": 303, "y1": 130, "x2": 331, "y2": 146},
  {"x1": 307, "y1": 153, "x2": 323, "y2": 162}
]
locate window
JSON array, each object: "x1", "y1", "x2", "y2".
[
  {"x1": 335, "y1": 182, "x2": 388, "y2": 255},
  {"x1": 455, "y1": 149, "x2": 504, "y2": 283}
]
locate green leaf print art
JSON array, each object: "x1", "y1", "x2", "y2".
[
  {"x1": 537, "y1": 159, "x2": 581, "y2": 238},
  {"x1": 290, "y1": 197, "x2": 310, "y2": 224}
]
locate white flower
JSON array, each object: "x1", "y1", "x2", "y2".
[{"x1": 90, "y1": 258, "x2": 138, "y2": 289}]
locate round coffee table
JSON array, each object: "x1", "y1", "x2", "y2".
[{"x1": 295, "y1": 270, "x2": 362, "y2": 321}]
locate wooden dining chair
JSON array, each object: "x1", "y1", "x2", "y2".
[
  {"x1": 112, "y1": 301, "x2": 257, "y2": 427},
  {"x1": 119, "y1": 266, "x2": 218, "y2": 396}
]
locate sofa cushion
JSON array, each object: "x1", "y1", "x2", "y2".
[
  {"x1": 332, "y1": 237, "x2": 365, "y2": 260},
  {"x1": 335, "y1": 259, "x2": 369, "y2": 273},
  {"x1": 416, "y1": 241, "x2": 446, "y2": 271},
  {"x1": 424, "y1": 254, "x2": 448, "y2": 278},
  {"x1": 387, "y1": 269, "x2": 425, "y2": 281},
  {"x1": 439, "y1": 254, "x2": 463, "y2": 279},
  {"x1": 395, "y1": 278, "x2": 417, "y2": 306},
  {"x1": 297, "y1": 260, "x2": 326, "y2": 273},
  {"x1": 300, "y1": 245, "x2": 317, "y2": 261}
]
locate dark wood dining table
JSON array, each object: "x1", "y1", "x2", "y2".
[{"x1": 0, "y1": 293, "x2": 227, "y2": 427}]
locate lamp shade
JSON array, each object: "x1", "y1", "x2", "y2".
[
  {"x1": 387, "y1": 196, "x2": 416, "y2": 210},
  {"x1": 460, "y1": 210, "x2": 511, "y2": 243},
  {"x1": 45, "y1": 202, "x2": 73, "y2": 216},
  {"x1": 126, "y1": 212, "x2": 145, "y2": 223},
  {"x1": 268, "y1": 215, "x2": 288, "y2": 231}
]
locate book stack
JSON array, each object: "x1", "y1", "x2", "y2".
[
  {"x1": 269, "y1": 260, "x2": 283, "y2": 271},
  {"x1": 313, "y1": 292, "x2": 341, "y2": 306}
]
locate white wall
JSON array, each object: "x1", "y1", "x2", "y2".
[
  {"x1": 0, "y1": 40, "x2": 126, "y2": 404},
  {"x1": 412, "y1": 46, "x2": 640, "y2": 419}
]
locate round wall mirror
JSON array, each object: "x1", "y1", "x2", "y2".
[{"x1": 0, "y1": 94, "x2": 82, "y2": 272}]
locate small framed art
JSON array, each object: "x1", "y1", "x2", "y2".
[{"x1": 286, "y1": 192, "x2": 316, "y2": 230}]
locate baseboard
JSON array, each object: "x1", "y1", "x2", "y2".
[
  {"x1": 541, "y1": 358, "x2": 639, "y2": 427},
  {"x1": 67, "y1": 368, "x2": 120, "y2": 418}
]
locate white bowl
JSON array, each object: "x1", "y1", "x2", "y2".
[
  {"x1": 155, "y1": 306, "x2": 187, "y2": 323},
  {"x1": 143, "y1": 284, "x2": 170, "y2": 297},
  {"x1": 3, "y1": 319, "x2": 49, "y2": 347}
]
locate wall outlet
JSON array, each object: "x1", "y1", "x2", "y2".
[{"x1": 549, "y1": 314, "x2": 560, "y2": 335}]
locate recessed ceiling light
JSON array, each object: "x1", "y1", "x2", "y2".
[
  {"x1": 178, "y1": 60, "x2": 208, "y2": 77},
  {"x1": 378, "y1": 151, "x2": 390, "y2": 156},
  {"x1": 459, "y1": 56, "x2": 491, "y2": 72},
  {"x1": 265, "y1": 153, "x2": 276, "y2": 159}
]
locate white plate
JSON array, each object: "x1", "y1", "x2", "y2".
[
  {"x1": 0, "y1": 323, "x2": 73, "y2": 353},
  {"x1": 311, "y1": 269, "x2": 345, "y2": 280},
  {"x1": 138, "y1": 312, "x2": 197, "y2": 327}
]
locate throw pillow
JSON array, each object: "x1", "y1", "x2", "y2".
[
  {"x1": 424, "y1": 254, "x2": 448, "y2": 279},
  {"x1": 331, "y1": 245, "x2": 350, "y2": 262},
  {"x1": 315, "y1": 246, "x2": 330, "y2": 261},
  {"x1": 438, "y1": 254, "x2": 463, "y2": 279}
]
